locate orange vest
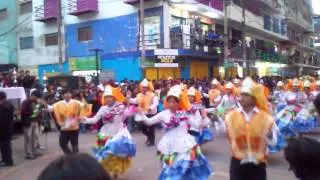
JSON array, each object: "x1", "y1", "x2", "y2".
[
  {"x1": 225, "y1": 109, "x2": 274, "y2": 163},
  {"x1": 137, "y1": 92, "x2": 155, "y2": 113},
  {"x1": 53, "y1": 100, "x2": 81, "y2": 131},
  {"x1": 263, "y1": 86, "x2": 270, "y2": 99},
  {"x1": 232, "y1": 87, "x2": 241, "y2": 97},
  {"x1": 209, "y1": 89, "x2": 221, "y2": 105}
]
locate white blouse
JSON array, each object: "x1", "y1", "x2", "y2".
[{"x1": 136, "y1": 109, "x2": 197, "y2": 154}]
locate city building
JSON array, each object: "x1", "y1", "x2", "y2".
[
  {"x1": 0, "y1": 0, "x2": 18, "y2": 70},
  {"x1": 314, "y1": 15, "x2": 320, "y2": 49},
  {"x1": 0, "y1": 0, "x2": 319, "y2": 81}
]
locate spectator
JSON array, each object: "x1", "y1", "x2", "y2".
[
  {"x1": 37, "y1": 153, "x2": 111, "y2": 180},
  {"x1": 0, "y1": 91, "x2": 15, "y2": 167},
  {"x1": 21, "y1": 90, "x2": 43, "y2": 159},
  {"x1": 284, "y1": 137, "x2": 320, "y2": 180}
]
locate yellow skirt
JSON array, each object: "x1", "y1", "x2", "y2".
[{"x1": 101, "y1": 154, "x2": 132, "y2": 176}]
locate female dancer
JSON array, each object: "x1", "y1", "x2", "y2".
[
  {"x1": 82, "y1": 85, "x2": 136, "y2": 179},
  {"x1": 187, "y1": 87, "x2": 213, "y2": 145},
  {"x1": 136, "y1": 85, "x2": 213, "y2": 180}
]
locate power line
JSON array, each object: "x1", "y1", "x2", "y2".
[{"x1": 0, "y1": 13, "x2": 33, "y2": 39}]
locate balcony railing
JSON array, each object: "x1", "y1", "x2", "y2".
[
  {"x1": 138, "y1": 32, "x2": 223, "y2": 54},
  {"x1": 34, "y1": 0, "x2": 58, "y2": 22},
  {"x1": 123, "y1": 0, "x2": 152, "y2": 5},
  {"x1": 170, "y1": 33, "x2": 222, "y2": 53},
  {"x1": 229, "y1": 47, "x2": 289, "y2": 64},
  {"x1": 68, "y1": 0, "x2": 98, "y2": 16}
]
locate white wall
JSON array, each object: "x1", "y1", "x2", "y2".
[
  {"x1": 17, "y1": 0, "x2": 65, "y2": 67},
  {"x1": 16, "y1": 0, "x2": 162, "y2": 67}
]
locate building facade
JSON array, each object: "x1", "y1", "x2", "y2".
[
  {"x1": 0, "y1": 0, "x2": 18, "y2": 68},
  {"x1": 0, "y1": 0, "x2": 318, "y2": 80}
]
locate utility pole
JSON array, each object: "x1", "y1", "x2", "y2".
[
  {"x1": 241, "y1": 0, "x2": 248, "y2": 76},
  {"x1": 140, "y1": 0, "x2": 146, "y2": 71},
  {"x1": 57, "y1": 0, "x2": 63, "y2": 67},
  {"x1": 89, "y1": 48, "x2": 104, "y2": 85},
  {"x1": 223, "y1": 0, "x2": 229, "y2": 66}
]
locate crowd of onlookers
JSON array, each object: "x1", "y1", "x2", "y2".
[{"x1": 1, "y1": 74, "x2": 320, "y2": 180}]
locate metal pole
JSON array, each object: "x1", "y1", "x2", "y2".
[
  {"x1": 224, "y1": 0, "x2": 229, "y2": 69},
  {"x1": 140, "y1": 0, "x2": 146, "y2": 74},
  {"x1": 57, "y1": 0, "x2": 63, "y2": 67},
  {"x1": 241, "y1": 0, "x2": 248, "y2": 76},
  {"x1": 95, "y1": 50, "x2": 100, "y2": 84}
]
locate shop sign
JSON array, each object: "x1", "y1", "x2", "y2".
[
  {"x1": 69, "y1": 56, "x2": 99, "y2": 71},
  {"x1": 155, "y1": 55, "x2": 179, "y2": 67},
  {"x1": 154, "y1": 49, "x2": 178, "y2": 56}
]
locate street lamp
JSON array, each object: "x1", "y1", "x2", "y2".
[{"x1": 89, "y1": 48, "x2": 104, "y2": 85}]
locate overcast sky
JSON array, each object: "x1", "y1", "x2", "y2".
[{"x1": 313, "y1": 0, "x2": 320, "y2": 15}]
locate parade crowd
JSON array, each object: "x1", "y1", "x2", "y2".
[{"x1": 1, "y1": 75, "x2": 320, "y2": 180}]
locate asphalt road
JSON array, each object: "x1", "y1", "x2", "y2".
[{"x1": 0, "y1": 129, "x2": 309, "y2": 180}]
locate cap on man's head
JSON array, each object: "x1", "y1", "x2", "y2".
[{"x1": 31, "y1": 90, "x2": 43, "y2": 98}]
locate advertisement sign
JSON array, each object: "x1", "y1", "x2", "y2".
[
  {"x1": 154, "y1": 55, "x2": 179, "y2": 68},
  {"x1": 69, "y1": 56, "x2": 99, "y2": 71},
  {"x1": 154, "y1": 49, "x2": 178, "y2": 56}
]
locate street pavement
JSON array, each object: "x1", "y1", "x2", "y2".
[{"x1": 0, "y1": 129, "x2": 310, "y2": 180}]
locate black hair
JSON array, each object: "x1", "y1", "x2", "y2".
[
  {"x1": 31, "y1": 90, "x2": 43, "y2": 98},
  {"x1": 61, "y1": 89, "x2": 73, "y2": 95},
  {"x1": 0, "y1": 91, "x2": 6, "y2": 101},
  {"x1": 166, "y1": 95, "x2": 180, "y2": 103},
  {"x1": 313, "y1": 93, "x2": 320, "y2": 115},
  {"x1": 37, "y1": 153, "x2": 111, "y2": 180},
  {"x1": 284, "y1": 137, "x2": 320, "y2": 180}
]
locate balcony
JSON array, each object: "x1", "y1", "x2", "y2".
[
  {"x1": 195, "y1": 0, "x2": 224, "y2": 12},
  {"x1": 34, "y1": 0, "x2": 58, "y2": 22},
  {"x1": 68, "y1": 0, "x2": 98, "y2": 16},
  {"x1": 256, "y1": 0, "x2": 281, "y2": 13},
  {"x1": 123, "y1": 0, "x2": 152, "y2": 5},
  {"x1": 229, "y1": 47, "x2": 289, "y2": 64},
  {"x1": 285, "y1": 11, "x2": 313, "y2": 32},
  {"x1": 138, "y1": 32, "x2": 223, "y2": 55}
]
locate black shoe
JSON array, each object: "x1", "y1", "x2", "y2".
[
  {"x1": 146, "y1": 142, "x2": 155, "y2": 147},
  {"x1": 35, "y1": 153, "x2": 43, "y2": 157},
  {"x1": 0, "y1": 163, "x2": 14, "y2": 167},
  {"x1": 25, "y1": 156, "x2": 37, "y2": 160}
]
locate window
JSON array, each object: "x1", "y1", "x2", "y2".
[
  {"x1": 77, "y1": 27, "x2": 92, "y2": 42},
  {"x1": 0, "y1": 8, "x2": 7, "y2": 20},
  {"x1": 20, "y1": 2, "x2": 32, "y2": 15},
  {"x1": 20, "y1": 36, "x2": 34, "y2": 49},
  {"x1": 45, "y1": 33, "x2": 58, "y2": 46}
]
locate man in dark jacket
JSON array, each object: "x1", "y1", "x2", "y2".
[
  {"x1": 21, "y1": 90, "x2": 43, "y2": 159},
  {"x1": 0, "y1": 91, "x2": 15, "y2": 166}
]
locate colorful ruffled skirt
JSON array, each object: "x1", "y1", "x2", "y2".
[
  {"x1": 291, "y1": 113, "x2": 318, "y2": 133},
  {"x1": 268, "y1": 133, "x2": 287, "y2": 153},
  {"x1": 158, "y1": 145, "x2": 213, "y2": 180},
  {"x1": 196, "y1": 128, "x2": 214, "y2": 145},
  {"x1": 94, "y1": 128, "x2": 136, "y2": 176}
]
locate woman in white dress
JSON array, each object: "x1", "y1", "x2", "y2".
[
  {"x1": 82, "y1": 85, "x2": 136, "y2": 179},
  {"x1": 187, "y1": 87, "x2": 213, "y2": 145},
  {"x1": 136, "y1": 85, "x2": 213, "y2": 180}
]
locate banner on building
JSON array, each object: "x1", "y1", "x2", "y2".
[
  {"x1": 69, "y1": 56, "x2": 99, "y2": 71},
  {"x1": 154, "y1": 55, "x2": 179, "y2": 68}
]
